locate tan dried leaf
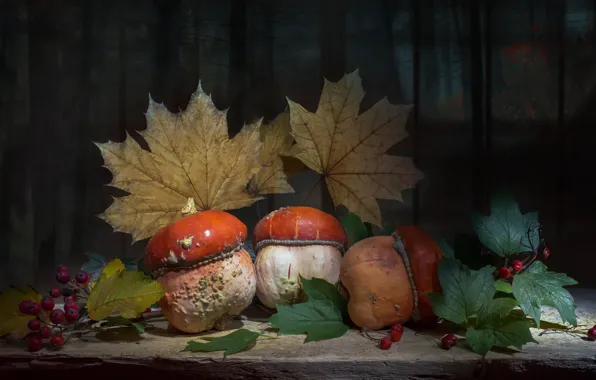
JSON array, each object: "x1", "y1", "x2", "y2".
[
  {"x1": 246, "y1": 111, "x2": 295, "y2": 196},
  {"x1": 288, "y1": 70, "x2": 424, "y2": 226},
  {"x1": 95, "y1": 83, "x2": 264, "y2": 242}
]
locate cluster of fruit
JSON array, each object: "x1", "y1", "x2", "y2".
[
  {"x1": 497, "y1": 247, "x2": 551, "y2": 280},
  {"x1": 18, "y1": 265, "x2": 90, "y2": 352},
  {"x1": 378, "y1": 323, "x2": 404, "y2": 350}
]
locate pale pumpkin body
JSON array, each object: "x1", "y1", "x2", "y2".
[
  {"x1": 253, "y1": 206, "x2": 347, "y2": 309},
  {"x1": 340, "y1": 226, "x2": 444, "y2": 330},
  {"x1": 255, "y1": 245, "x2": 342, "y2": 308}
]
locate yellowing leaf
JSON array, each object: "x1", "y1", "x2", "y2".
[
  {"x1": 288, "y1": 70, "x2": 424, "y2": 226},
  {"x1": 87, "y1": 270, "x2": 165, "y2": 321},
  {"x1": 246, "y1": 111, "x2": 295, "y2": 196},
  {"x1": 95, "y1": 83, "x2": 266, "y2": 242},
  {"x1": 0, "y1": 286, "x2": 41, "y2": 339},
  {"x1": 88, "y1": 258, "x2": 126, "y2": 290}
]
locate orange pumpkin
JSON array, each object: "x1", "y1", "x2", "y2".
[
  {"x1": 145, "y1": 210, "x2": 256, "y2": 333},
  {"x1": 339, "y1": 225, "x2": 444, "y2": 330}
]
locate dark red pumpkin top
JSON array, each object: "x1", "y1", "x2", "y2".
[
  {"x1": 253, "y1": 206, "x2": 347, "y2": 251},
  {"x1": 144, "y1": 210, "x2": 247, "y2": 271}
]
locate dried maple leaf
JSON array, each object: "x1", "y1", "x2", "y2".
[
  {"x1": 246, "y1": 111, "x2": 295, "y2": 197},
  {"x1": 288, "y1": 70, "x2": 424, "y2": 226},
  {"x1": 95, "y1": 83, "x2": 264, "y2": 242}
]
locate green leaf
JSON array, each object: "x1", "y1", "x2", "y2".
[
  {"x1": 269, "y1": 276, "x2": 349, "y2": 342},
  {"x1": 494, "y1": 280, "x2": 513, "y2": 294},
  {"x1": 427, "y1": 259, "x2": 495, "y2": 324},
  {"x1": 470, "y1": 192, "x2": 538, "y2": 257},
  {"x1": 433, "y1": 236, "x2": 455, "y2": 259},
  {"x1": 339, "y1": 212, "x2": 371, "y2": 247},
  {"x1": 466, "y1": 317, "x2": 536, "y2": 356},
  {"x1": 477, "y1": 297, "x2": 519, "y2": 327},
  {"x1": 512, "y1": 261, "x2": 578, "y2": 328},
  {"x1": 104, "y1": 316, "x2": 147, "y2": 334},
  {"x1": 183, "y1": 329, "x2": 260, "y2": 357}
]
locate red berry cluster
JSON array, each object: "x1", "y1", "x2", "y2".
[
  {"x1": 18, "y1": 265, "x2": 90, "y2": 352},
  {"x1": 587, "y1": 325, "x2": 596, "y2": 341},
  {"x1": 378, "y1": 324, "x2": 404, "y2": 350},
  {"x1": 440, "y1": 333, "x2": 457, "y2": 350}
]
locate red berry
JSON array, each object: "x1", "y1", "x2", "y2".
[
  {"x1": 28, "y1": 319, "x2": 42, "y2": 331},
  {"x1": 56, "y1": 265, "x2": 69, "y2": 273},
  {"x1": 27, "y1": 335, "x2": 43, "y2": 352},
  {"x1": 587, "y1": 327, "x2": 596, "y2": 341},
  {"x1": 49, "y1": 309, "x2": 65, "y2": 324},
  {"x1": 379, "y1": 336, "x2": 392, "y2": 350},
  {"x1": 390, "y1": 330, "x2": 403, "y2": 342},
  {"x1": 543, "y1": 247, "x2": 551, "y2": 259},
  {"x1": 50, "y1": 334, "x2": 65, "y2": 348},
  {"x1": 18, "y1": 300, "x2": 33, "y2": 314},
  {"x1": 56, "y1": 271, "x2": 70, "y2": 284},
  {"x1": 391, "y1": 323, "x2": 404, "y2": 333},
  {"x1": 26, "y1": 302, "x2": 41, "y2": 316},
  {"x1": 63, "y1": 295, "x2": 76, "y2": 304},
  {"x1": 49, "y1": 288, "x2": 61, "y2": 298},
  {"x1": 498, "y1": 266, "x2": 511, "y2": 279},
  {"x1": 65, "y1": 308, "x2": 79, "y2": 322},
  {"x1": 41, "y1": 296, "x2": 55, "y2": 311},
  {"x1": 40, "y1": 326, "x2": 51, "y2": 339},
  {"x1": 511, "y1": 260, "x2": 523, "y2": 272},
  {"x1": 75, "y1": 270, "x2": 90, "y2": 284},
  {"x1": 440, "y1": 333, "x2": 457, "y2": 350}
]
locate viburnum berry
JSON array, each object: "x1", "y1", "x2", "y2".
[
  {"x1": 63, "y1": 295, "x2": 76, "y2": 303},
  {"x1": 390, "y1": 330, "x2": 403, "y2": 343},
  {"x1": 379, "y1": 336, "x2": 392, "y2": 350},
  {"x1": 41, "y1": 296, "x2": 55, "y2": 311},
  {"x1": 75, "y1": 270, "x2": 90, "y2": 284},
  {"x1": 511, "y1": 260, "x2": 523, "y2": 272},
  {"x1": 28, "y1": 319, "x2": 42, "y2": 331},
  {"x1": 65, "y1": 308, "x2": 79, "y2": 322},
  {"x1": 543, "y1": 247, "x2": 551, "y2": 259},
  {"x1": 50, "y1": 334, "x2": 65, "y2": 349},
  {"x1": 49, "y1": 309, "x2": 65, "y2": 324},
  {"x1": 56, "y1": 264, "x2": 69, "y2": 273},
  {"x1": 56, "y1": 271, "x2": 70, "y2": 284},
  {"x1": 391, "y1": 323, "x2": 404, "y2": 333},
  {"x1": 498, "y1": 266, "x2": 511, "y2": 279},
  {"x1": 440, "y1": 333, "x2": 457, "y2": 350},
  {"x1": 40, "y1": 325, "x2": 52, "y2": 339},
  {"x1": 27, "y1": 334, "x2": 44, "y2": 352},
  {"x1": 587, "y1": 326, "x2": 596, "y2": 341},
  {"x1": 18, "y1": 300, "x2": 33, "y2": 314},
  {"x1": 60, "y1": 288, "x2": 73, "y2": 297},
  {"x1": 49, "y1": 288, "x2": 61, "y2": 298},
  {"x1": 22, "y1": 302, "x2": 41, "y2": 316}
]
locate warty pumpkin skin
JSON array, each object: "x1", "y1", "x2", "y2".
[
  {"x1": 145, "y1": 210, "x2": 256, "y2": 333},
  {"x1": 253, "y1": 206, "x2": 347, "y2": 309},
  {"x1": 339, "y1": 225, "x2": 444, "y2": 330}
]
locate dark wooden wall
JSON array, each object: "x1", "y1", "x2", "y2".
[{"x1": 1, "y1": 0, "x2": 595, "y2": 291}]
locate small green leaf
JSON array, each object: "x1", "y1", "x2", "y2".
[
  {"x1": 466, "y1": 317, "x2": 536, "y2": 356},
  {"x1": 183, "y1": 329, "x2": 260, "y2": 357},
  {"x1": 477, "y1": 297, "x2": 519, "y2": 327},
  {"x1": 269, "y1": 277, "x2": 349, "y2": 342},
  {"x1": 428, "y1": 259, "x2": 495, "y2": 324},
  {"x1": 131, "y1": 322, "x2": 145, "y2": 333},
  {"x1": 470, "y1": 192, "x2": 538, "y2": 257},
  {"x1": 512, "y1": 261, "x2": 578, "y2": 328},
  {"x1": 104, "y1": 315, "x2": 147, "y2": 334},
  {"x1": 433, "y1": 236, "x2": 455, "y2": 259},
  {"x1": 339, "y1": 212, "x2": 371, "y2": 247},
  {"x1": 494, "y1": 280, "x2": 513, "y2": 294}
]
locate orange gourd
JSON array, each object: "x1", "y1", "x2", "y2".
[{"x1": 339, "y1": 226, "x2": 444, "y2": 330}]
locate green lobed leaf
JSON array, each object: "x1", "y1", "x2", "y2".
[
  {"x1": 183, "y1": 329, "x2": 260, "y2": 357},
  {"x1": 339, "y1": 212, "x2": 372, "y2": 247},
  {"x1": 494, "y1": 280, "x2": 513, "y2": 294},
  {"x1": 466, "y1": 317, "x2": 537, "y2": 356},
  {"x1": 427, "y1": 258, "x2": 495, "y2": 324},
  {"x1": 470, "y1": 192, "x2": 539, "y2": 257},
  {"x1": 433, "y1": 236, "x2": 455, "y2": 259},
  {"x1": 512, "y1": 261, "x2": 578, "y2": 328},
  {"x1": 269, "y1": 276, "x2": 349, "y2": 342}
]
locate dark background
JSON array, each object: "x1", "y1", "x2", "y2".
[{"x1": 0, "y1": 0, "x2": 595, "y2": 291}]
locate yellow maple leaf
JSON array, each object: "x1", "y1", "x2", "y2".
[
  {"x1": 246, "y1": 111, "x2": 295, "y2": 196},
  {"x1": 87, "y1": 269, "x2": 165, "y2": 321},
  {"x1": 88, "y1": 258, "x2": 125, "y2": 290},
  {"x1": 95, "y1": 83, "x2": 265, "y2": 242},
  {"x1": 288, "y1": 70, "x2": 424, "y2": 226},
  {"x1": 0, "y1": 286, "x2": 41, "y2": 339}
]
